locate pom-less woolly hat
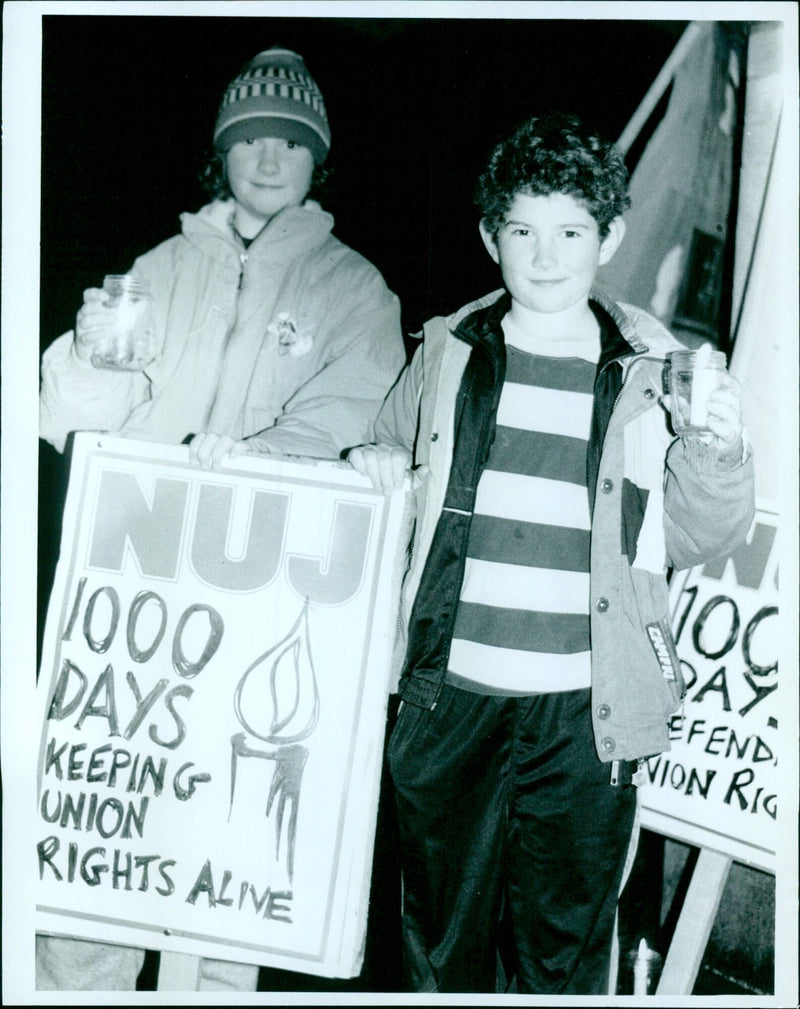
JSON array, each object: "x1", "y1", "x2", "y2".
[{"x1": 213, "y1": 47, "x2": 330, "y2": 163}]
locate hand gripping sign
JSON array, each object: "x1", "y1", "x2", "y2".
[{"x1": 35, "y1": 434, "x2": 409, "y2": 978}]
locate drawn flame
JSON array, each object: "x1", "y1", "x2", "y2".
[
  {"x1": 229, "y1": 601, "x2": 320, "y2": 880},
  {"x1": 233, "y1": 601, "x2": 319, "y2": 744}
]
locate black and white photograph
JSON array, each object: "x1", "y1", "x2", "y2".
[{"x1": 2, "y1": 1, "x2": 798, "y2": 1004}]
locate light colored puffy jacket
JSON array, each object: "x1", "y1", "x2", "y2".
[{"x1": 40, "y1": 199, "x2": 405, "y2": 459}]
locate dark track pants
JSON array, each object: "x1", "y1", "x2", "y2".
[{"x1": 387, "y1": 684, "x2": 638, "y2": 994}]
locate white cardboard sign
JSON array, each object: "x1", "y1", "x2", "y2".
[
  {"x1": 640, "y1": 504, "x2": 780, "y2": 871},
  {"x1": 35, "y1": 434, "x2": 407, "y2": 978}
]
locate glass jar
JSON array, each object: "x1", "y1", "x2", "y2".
[
  {"x1": 619, "y1": 940, "x2": 663, "y2": 995},
  {"x1": 666, "y1": 347, "x2": 727, "y2": 435},
  {"x1": 91, "y1": 274, "x2": 158, "y2": 371}
]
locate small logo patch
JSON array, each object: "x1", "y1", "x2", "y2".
[
  {"x1": 646, "y1": 617, "x2": 683, "y2": 685},
  {"x1": 647, "y1": 623, "x2": 674, "y2": 679},
  {"x1": 646, "y1": 619, "x2": 687, "y2": 704}
]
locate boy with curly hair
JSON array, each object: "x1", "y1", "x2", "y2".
[{"x1": 349, "y1": 112, "x2": 754, "y2": 993}]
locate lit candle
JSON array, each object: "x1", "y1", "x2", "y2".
[
  {"x1": 633, "y1": 937, "x2": 650, "y2": 995},
  {"x1": 689, "y1": 342, "x2": 720, "y2": 427}
]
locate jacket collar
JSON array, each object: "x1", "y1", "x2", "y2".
[
  {"x1": 180, "y1": 198, "x2": 334, "y2": 265},
  {"x1": 590, "y1": 286, "x2": 649, "y2": 365},
  {"x1": 453, "y1": 290, "x2": 510, "y2": 353},
  {"x1": 452, "y1": 286, "x2": 643, "y2": 366}
]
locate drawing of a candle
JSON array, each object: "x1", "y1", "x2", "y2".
[{"x1": 229, "y1": 601, "x2": 319, "y2": 881}]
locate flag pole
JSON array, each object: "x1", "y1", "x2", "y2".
[{"x1": 617, "y1": 22, "x2": 704, "y2": 154}]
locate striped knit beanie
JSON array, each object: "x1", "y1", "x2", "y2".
[{"x1": 213, "y1": 47, "x2": 330, "y2": 164}]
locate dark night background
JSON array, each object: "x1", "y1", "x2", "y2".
[
  {"x1": 39, "y1": 14, "x2": 686, "y2": 346},
  {"x1": 35, "y1": 11, "x2": 774, "y2": 997}
]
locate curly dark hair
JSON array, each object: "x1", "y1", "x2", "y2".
[
  {"x1": 475, "y1": 112, "x2": 631, "y2": 238},
  {"x1": 198, "y1": 149, "x2": 333, "y2": 204}
]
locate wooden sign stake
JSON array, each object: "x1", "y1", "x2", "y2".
[{"x1": 657, "y1": 847, "x2": 733, "y2": 994}]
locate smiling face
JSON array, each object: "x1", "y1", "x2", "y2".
[
  {"x1": 226, "y1": 137, "x2": 315, "y2": 237},
  {"x1": 480, "y1": 191, "x2": 624, "y2": 318}
]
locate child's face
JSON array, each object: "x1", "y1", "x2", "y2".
[
  {"x1": 480, "y1": 191, "x2": 622, "y2": 317},
  {"x1": 226, "y1": 136, "x2": 315, "y2": 236}
]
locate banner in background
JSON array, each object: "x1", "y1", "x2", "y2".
[
  {"x1": 35, "y1": 435, "x2": 407, "y2": 978},
  {"x1": 640, "y1": 504, "x2": 779, "y2": 871},
  {"x1": 597, "y1": 21, "x2": 744, "y2": 347}
]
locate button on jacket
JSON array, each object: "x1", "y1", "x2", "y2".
[{"x1": 375, "y1": 287, "x2": 755, "y2": 763}]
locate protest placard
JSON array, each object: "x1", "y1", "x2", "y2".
[
  {"x1": 640, "y1": 504, "x2": 779, "y2": 871},
  {"x1": 35, "y1": 434, "x2": 408, "y2": 977}
]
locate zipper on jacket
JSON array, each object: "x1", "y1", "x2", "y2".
[
  {"x1": 400, "y1": 308, "x2": 505, "y2": 708},
  {"x1": 237, "y1": 251, "x2": 248, "y2": 291},
  {"x1": 433, "y1": 328, "x2": 504, "y2": 681}
]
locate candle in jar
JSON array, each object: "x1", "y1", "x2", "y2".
[
  {"x1": 689, "y1": 343, "x2": 719, "y2": 427},
  {"x1": 633, "y1": 937, "x2": 650, "y2": 995}
]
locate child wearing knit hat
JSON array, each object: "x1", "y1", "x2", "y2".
[
  {"x1": 214, "y1": 46, "x2": 331, "y2": 162},
  {"x1": 41, "y1": 45, "x2": 404, "y2": 465},
  {"x1": 37, "y1": 46, "x2": 405, "y2": 992}
]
